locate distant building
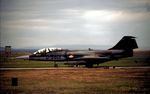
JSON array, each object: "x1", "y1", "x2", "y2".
[{"x1": 5, "y1": 46, "x2": 11, "y2": 57}]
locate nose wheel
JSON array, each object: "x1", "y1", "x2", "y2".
[{"x1": 54, "y1": 61, "x2": 58, "y2": 67}]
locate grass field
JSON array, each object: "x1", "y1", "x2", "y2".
[
  {"x1": 0, "y1": 51, "x2": 150, "y2": 94},
  {"x1": 0, "y1": 68, "x2": 150, "y2": 94},
  {"x1": 0, "y1": 57, "x2": 150, "y2": 68},
  {"x1": 0, "y1": 51, "x2": 150, "y2": 68}
]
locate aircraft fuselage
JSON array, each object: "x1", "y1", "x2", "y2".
[{"x1": 29, "y1": 49, "x2": 132, "y2": 62}]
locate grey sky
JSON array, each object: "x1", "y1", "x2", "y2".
[{"x1": 0, "y1": 0, "x2": 150, "y2": 49}]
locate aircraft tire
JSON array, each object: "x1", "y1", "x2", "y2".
[{"x1": 86, "y1": 63, "x2": 93, "y2": 68}]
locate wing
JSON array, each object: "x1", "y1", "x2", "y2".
[{"x1": 74, "y1": 55, "x2": 110, "y2": 60}]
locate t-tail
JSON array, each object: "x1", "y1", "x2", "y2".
[{"x1": 109, "y1": 36, "x2": 138, "y2": 57}]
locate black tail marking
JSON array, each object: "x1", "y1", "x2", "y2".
[{"x1": 110, "y1": 36, "x2": 138, "y2": 50}]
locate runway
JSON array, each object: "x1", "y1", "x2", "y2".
[{"x1": 0, "y1": 67, "x2": 150, "y2": 70}]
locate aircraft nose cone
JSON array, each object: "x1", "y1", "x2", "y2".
[{"x1": 16, "y1": 55, "x2": 29, "y2": 60}]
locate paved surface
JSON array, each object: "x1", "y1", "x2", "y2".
[{"x1": 0, "y1": 67, "x2": 150, "y2": 70}]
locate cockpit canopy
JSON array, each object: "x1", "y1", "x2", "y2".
[{"x1": 33, "y1": 48, "x2": 63, "y2": 54}]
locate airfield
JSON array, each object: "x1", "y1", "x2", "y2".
[{"x1": 0, "y1": 50, "x2": 150, "y2": 94}]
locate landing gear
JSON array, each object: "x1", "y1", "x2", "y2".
[
  {"x1": 76, "y1": 64, "x2": 79, "y2": 67},
  {"x1": 54, "y1": 62, "x2": 58, "y2": 67},
  {"x1": 86, "y1": 63, "x2": 93, "y2": 68}
]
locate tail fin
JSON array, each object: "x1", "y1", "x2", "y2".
[{"x1": 110, "y1": 36, "x2": 138, "y2": 50}]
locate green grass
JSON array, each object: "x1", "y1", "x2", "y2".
[
  {"x1": 98, "y1": 58, "x2": 150, "y2": 67},
  {"x1": 0, "y1": 57, "x2": 149, "y2": 68},
  {"x1": 0, "y1": 58, "x2": 71, "y2": 68}
]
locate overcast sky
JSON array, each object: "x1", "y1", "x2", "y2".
[{"x1": 0, "y1": 0, "x2": 150, "y2": 49}]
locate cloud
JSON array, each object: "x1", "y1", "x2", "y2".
[{"x1": 0, "y1": 0, "x2": 150, "y2": 49}]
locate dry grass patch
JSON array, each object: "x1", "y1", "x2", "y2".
[{"x1": 0, "y1": 68, "x2": 150, "y2": 94}]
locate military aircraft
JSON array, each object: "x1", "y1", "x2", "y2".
[{"x1": 18, "y1": 36, "x2": 138, "y2": 67}]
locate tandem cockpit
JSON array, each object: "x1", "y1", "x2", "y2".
[
  {"x1": 29, "y1": 48, "x2": 69, "y2": 61},
  {"x1": 33, "y1": 48, "x2": 63, "y2": 54}
]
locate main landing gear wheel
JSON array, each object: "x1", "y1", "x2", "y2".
[{"x1": 86, "y1": 63, "x2": 93, "y2": 68}]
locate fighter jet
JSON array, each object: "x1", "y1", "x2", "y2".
[{"x1": 20, "y1": 36, "x2": 138, "y2": 67}]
